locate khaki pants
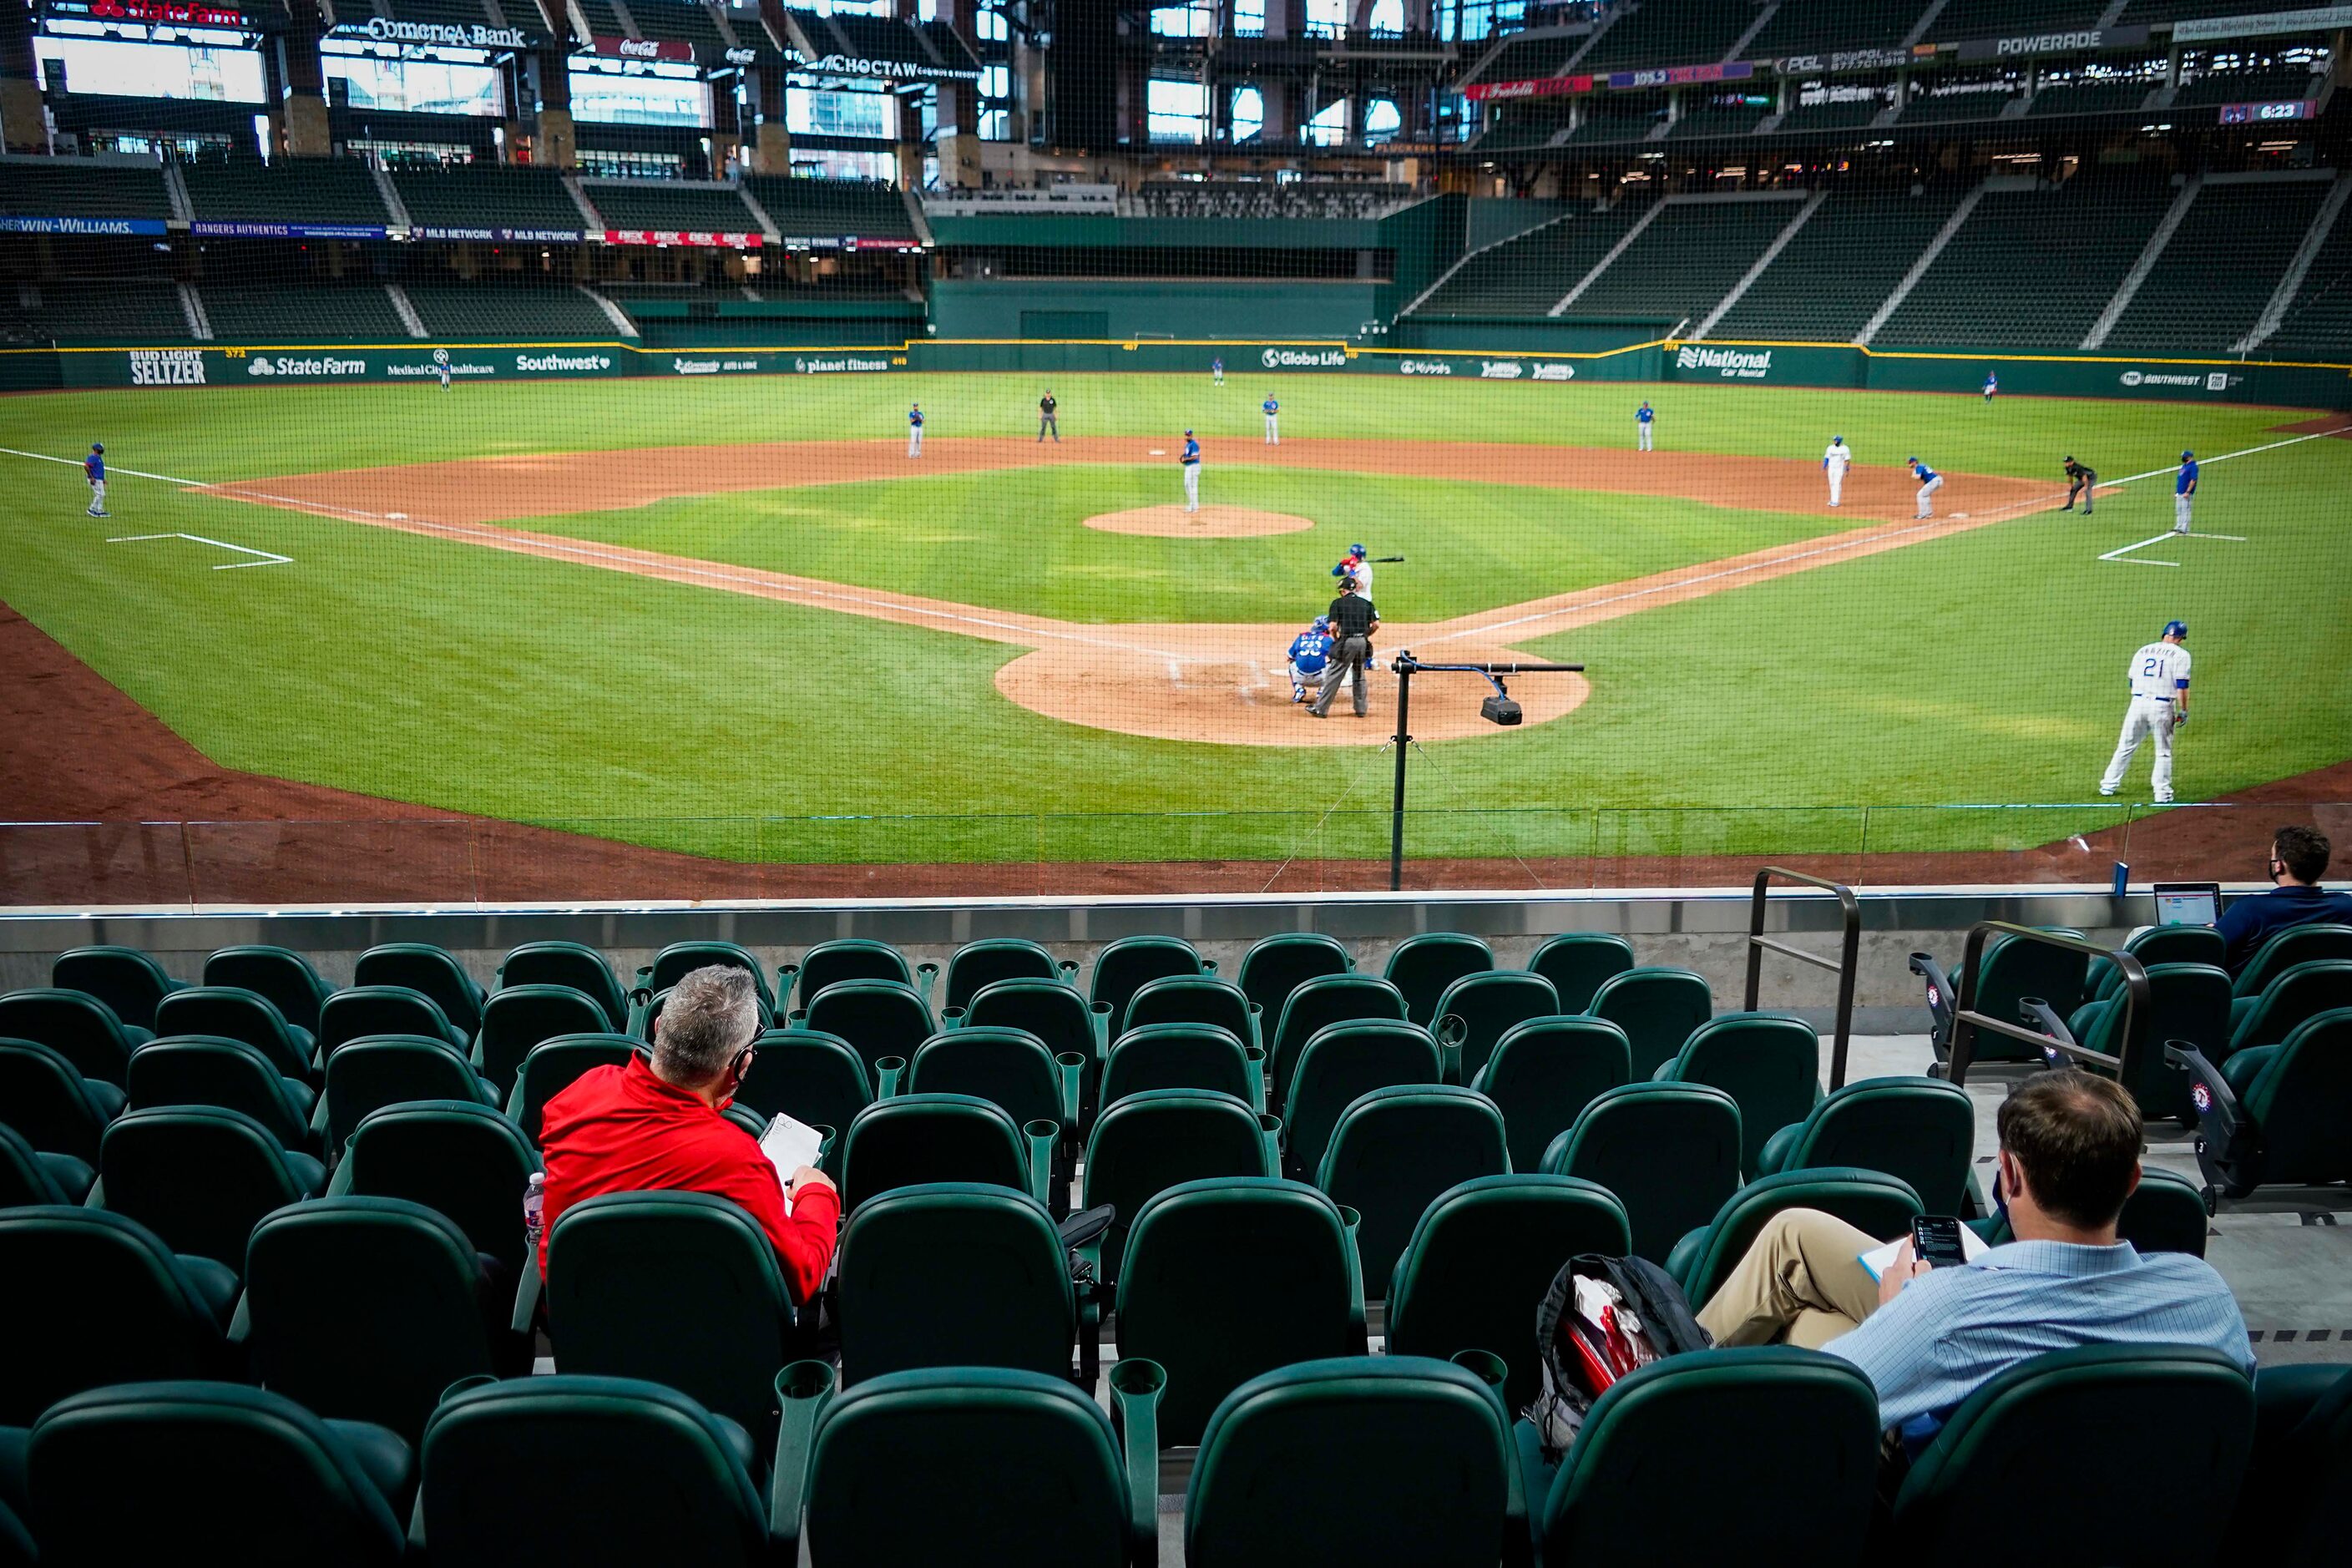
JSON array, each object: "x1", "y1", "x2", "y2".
[{"x1": 1695, "y1": 1209, "x2": 1886, "y2": 1351}]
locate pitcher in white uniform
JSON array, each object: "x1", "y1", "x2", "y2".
[
  {"x1": 2099, "y1": 620, "x2": 2191, "y2": 804},
  {"x1": 1822, "y1": 436, "x2": 1852, "y2": 507}
]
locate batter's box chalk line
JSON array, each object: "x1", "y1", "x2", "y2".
[
  {"x1": 106, "y1": 532, "x2": 292, "y2": 570},
  {"x1": 2098, "y1": 529, "x2": 2248, "y2": 569}
]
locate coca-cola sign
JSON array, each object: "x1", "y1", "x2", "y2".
[{"x1": 587, "y1": 34, "x2": 698, "y2": 64}]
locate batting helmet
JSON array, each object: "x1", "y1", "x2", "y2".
[
  {"x1": 1348, "y1": 543, "x2": 1366, "y2": 555},
  {"x1": 91, "y1": 442, "x2": 103, "y2": 453},
  {"x1": 2162, "y1": 620, "x2": 2188, "y2": 640},
  {"x1": 1313, "y1": 615, "x2": 1329, "y2": 630}
]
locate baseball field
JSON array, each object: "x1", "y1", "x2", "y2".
[{"x1": 2, "y1": 369, "x2": 2348, "y2": 895}]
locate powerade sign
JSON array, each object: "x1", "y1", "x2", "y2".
[
  {"x1": 1677, "y1": 345, "x2": 1773, "y2": 380},
  {"x1": 1, "y1": 215, "x2": 168, "y2": 235},
  {"x1": 128, "y1": 349, "x2": 205, "y2": 385},
  {"x1": 1952, "y1": 26, "x2": 2150, "y2": 61},
  {"x1": 1261, "y1": 347, "x2": 1347, "y2": 368}
]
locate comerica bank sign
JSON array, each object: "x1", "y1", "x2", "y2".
[{"x1": 329, "y1": 18, "x2": 535, "y2": 49}]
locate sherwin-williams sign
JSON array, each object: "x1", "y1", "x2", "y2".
[{"x1": 1, "y1": 215, "x2": 168, "y2": 235}]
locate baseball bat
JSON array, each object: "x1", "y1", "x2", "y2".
[{"x1": 1372, "y1": 555, "x2": 1405, "y2": 563}]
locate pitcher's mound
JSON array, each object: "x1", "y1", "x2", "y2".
[{"x1": 1085, "y1": 505, "x2": 1315, "y2": 539}]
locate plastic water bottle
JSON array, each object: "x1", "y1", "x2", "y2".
[{"x1": 524, "y1": 1172, "x2": 546, "y2": 1254}]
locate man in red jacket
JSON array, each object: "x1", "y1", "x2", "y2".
[{"x1": 537, "y1": 964, "x2": 838, "y2": 1302}]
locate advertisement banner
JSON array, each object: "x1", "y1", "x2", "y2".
[
  {"x1": 1464, "y1": 73, "x2": 1591, "y2": 102},
  {"x1": 68, "y1": 345, "x2": 627, "y2": 387},
  {"x1": 1673, "y1": 343, "x2": 1777, "y2": 381},
  {"x1": 1773, "y1": 47, "x2": 1930, "y2": 74},
  {"x1": 1608, "y1": 61, "x2": 1754, "y2": 89},
  {"x1": 2219, "y1": 99, "x2": 2316, "y2": 122},
  {"x1": 584, "y1": 34, "x2": 695, "y2": 63},
  {"x1": 410, "y1": 225, "x2": 587, "y2": 242},
  {"x1": 1952, "y1": 25, "x2": 2150, "y2": 61},
  {"x1": 0, "y1": 215, "x2": 169, "y2": 235},
  {"x1": 190, "y1": 220, "x2": 389, "y2": 240},
  {"x1": 41, "y1": 0, "x2": 255, "y2": 33},
  {"x1": 2173, "y1": 7, "x2": 2352, "y2": 43},
  {"x1": 784, "y1": 48, "x2": 980, "y2": 83},
  {"x1": 327, "y1": 17, "x2": 537, "y2": 48},
  {"x1": 1377, "y1": 354, "x2": 1580, "y2": 380},
  {"x1": 600, "y1": 230, "x2": 765, "y2": 248}
]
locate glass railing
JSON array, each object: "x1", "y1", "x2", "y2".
[{"x1": 2, "y1": 802, "x2": 2331, "y2": 908}]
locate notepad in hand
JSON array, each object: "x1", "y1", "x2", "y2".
[
  {"x1": 759, "y1": 1113, "x2": 825, "y2": 1215},
  {"x1": 1859, "y1": 1225, "x2": 1988, "y2": 1282}
]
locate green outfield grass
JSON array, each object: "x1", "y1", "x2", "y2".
[{"x1": 1, "y1": 373, "x2": 2346, "y2": 867}]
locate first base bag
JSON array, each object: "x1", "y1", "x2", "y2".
[{"x1": 1525, "y1": 1253, "x2": 1712, "y2": 1460}]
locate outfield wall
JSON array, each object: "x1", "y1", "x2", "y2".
[{"x1": 6, "y1": 335, "x2": 2347, "y2": 407}]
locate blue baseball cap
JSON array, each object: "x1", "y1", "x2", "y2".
[
  {"x1": 2162, "y1": 620, "x2": 2188, "y2": 640},
  {"x1": 2181, "y1": 449, "x2": 2194, "y2": 460}
]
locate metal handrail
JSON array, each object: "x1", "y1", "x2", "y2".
[
  {"x1": 1947, "y1": 921, "x2": 2149, "y2": 1088},
  {"x1": 1743, "y1": 867, "x2": 1861, "y2": 1090}
]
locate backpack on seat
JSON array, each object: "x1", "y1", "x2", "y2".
[{"x1": 1526, "y1": 1252, "x2": 1711, "y2": 1460}]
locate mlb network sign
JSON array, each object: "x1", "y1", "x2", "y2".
[{"x1": 1677, "y1": 345, "x2": 1773, "y2": 380}]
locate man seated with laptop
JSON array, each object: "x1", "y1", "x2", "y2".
[
  {"x1": 1697, "y1": 1071, "x2": 2251, "y2": 1441},
  {"x1": 2215, "y1": 825, "x2": 2352, "y2": 976},
  {"x1": 537, "y1": 964, "x2": 838, "y2": 1300}
]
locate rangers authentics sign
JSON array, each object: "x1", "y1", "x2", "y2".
[
  {"x1": 329, "y1": 17, "x2": 535, "y2": 49},
  {"x1": 1952, "y1": 25, "x2": 2150, "y2": 61}
]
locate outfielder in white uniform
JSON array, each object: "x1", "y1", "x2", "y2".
[
  {"x1": 907, "y1": 403, "x2": 923, "y2": 458},
  {"x1": 2099, "y1": 620, "x2": 2191, "y2": 804},
  {"x1": 1263, "y1": 395, "x2": 1279, "y2": 444},
  {"x1": 1822, "y1": 436, "x2": 1851, "y2": 507}
]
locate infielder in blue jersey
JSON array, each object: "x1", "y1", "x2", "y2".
[
  {"x1": 1181, "y1": 431, "x2": 1201, "y2": 512},
  {"x1": 1287, "y1": 616, "x2": 1333, "y2": 702},
  {"x1": 1982, "y1": 370, "x2": 1998, "y2": 403},
  {"x1": 1909, "y1": 456, "x2": 1943, "y2": 518},
  {"x1": 2173, "y1": 450, "x2": 2198, "y2": 535},
  {"x1": 1636, "y1": 400, "x2": 1654, "y2": 451},
  {"x1": 84, "y1": 443, "x2": 107, "y2": 517},
  {"x1": 907, "y1": 404, "x2": 923, "y2": 458},
  {"x1": 1212, "y1": 357, "x2": 1225, "y2": 387},
  {"x1": 1262, "y1": 394, "x2": 1279, "y2": 444}
]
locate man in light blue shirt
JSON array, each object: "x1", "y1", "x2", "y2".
[{"x1": 1697, "y1": 1070, "x2": 2251, "y2": 1440}]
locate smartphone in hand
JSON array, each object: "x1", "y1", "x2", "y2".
[{"x1": 1911, "y1": 1216, "x2": 1969, "y2": 1269}]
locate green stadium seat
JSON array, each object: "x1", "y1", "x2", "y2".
[
  {"x1": 1971, "y1": 1164, "x2": 2211, "y2": 1257},
  {"x1": 0, "y1": 1039, "x2": 124, "y2": 1162},
  {"x1": 1755, "y1": 1075, "x2": 1975, "y2": 1215},
  {"x1": 0, "y1": 1495, "x2": 27, "y2": 1566},
  {"x1": 1383, "y1": 933, "x2": 1495, "y2": 1027},
  {"x1": 1473, "y1": 1016, "x2": 1634, "y2": 1175},
  {"x1": 355, "y1": 943, "x2": 486, "y2": 1039},
  {"x1": 838, "y1": 1092, "x2": 1051, "y2": 1213},
  {"x1": 322, "y1": 1034, "x2": 499, "y2": 1154},
  {"x1": 641, "y1": 941, "x2": 775, "y2": 1016},
  {"x1": 1236, "y1": 931, "x2": 1353, "y2": 1020},
  {"x1": 1089, "y1": 934, "x2": 1206, "y2": 1035},
  {"x1": 245, "y1": 1196, "x2": 522, "y2": 1444},
  {"x1": 1534, "y1": 1348, "x2": 1880, "y2": 1565},
  {"x1": 1083, "y1": 1088, "x2": 1276, "y2": 1286},
  {"x1": 1714, "y1": 185, "x2": 1971, "y2": 341},
  {"x1": 1186, "y1": 1356, "x2": 1520, "y2": 1568},
  {"x1": 1317, "y1": 1085, "x2": 1509, "y2": 1292},
  {"x1": 0, "y1": 989, "x2": 150, "y2": 1087},
  {"x1": 904, "y1": 1027, "x2": 1080, "y2": 1141},
  {"x1": 964, "y1": 978, "x2": 1110, "y2": 1123},
  {"x1": 1651, "y1": 1012, "x2": 1822, "y2": 1176},
  {"x1": 1431, "y1": 970, "x2": 1558, "y2": 1085},
  {"x1": 1913, "y1": 927, "x2": 2086, "y2": 1065},
  {"x1": 2173, "y1": 1008, "x2": 2352, "y2": 1203},
  {"x1": 153, "y1": 986, "x2": 316, "y2": 1083},
  {"x1": 473, "y1": 984, "x2": 612, "y2": 1098},
  {"x1": 1100, "y1": 1022, "x2": 1259, "y2": 1110},
  {"x1": 51, "y1": 946, "x2": 188, "y2": 1032},
  {"x1": 503, "y1": 1034, "x2": 640, "y2": 1143},
  {"x1": 940, "y1": 937, "x2": 1070, "y2": 1014},
  {"x1": 2228, "y1": 961, "x2": 2352, "y2": 1054},
  {"x1": 319, "y1": 985, "x2": 469, "y2": 1058},
  {"x1": 0, "y1": 1120, "x2": 94, "y2": 1206},
  {"x1": 203, "y1": 945, "x2": 334, "y2": 1035},
  {"x1": 95, "y1": 1105, "x2": 325, "y2": 1270},
  {"x1": 802, "y1": 980, "x2": 933, "y2": 1081},
  {"x1": 419, "y1": 1375, "x2": 783, "y2": 1567},
  {"x1": 26, "y1": 1381, "x2": 411, "y2": 1565},
  {"x1": 494, "y1": 940, "x2": 630, "y2": 1030},
  {"x1": 1385, "y1": 1174, "x2": 1630, "y2": 1411},
  {"x1": 1668, "y1": 1168, "x2": 1925, "y2": 1311},
  {"x1": 2085, "y1": 924, "x2": 2224, "y2": 1004},
  {"x1": 731, "y1": 1029, "x2": 869, "y2": 1171},
  {"x1": 1543, "y1": 1083, "x2": 1743, "y2": 1264},
  {"x1": 2062, "y1": 961, "x2": 2230, "y2": 1122},
  {"x1": 1268, "y1": 974, "x2": 1409, "y2": 1112},
  {"x1": 784, "y1": 938, "x2": 928, "y2": 1011},
  {"x1": 784, "y1": 1361, "x2": 1163, "y2": 1565},
  {"x1": 1282, "y1": 1019, "x2": 1443, "y2": 1181},
  {"x1": 837, "y1": 1182, "x2": 1075, "y2": 1385},
  {"x1": 0, "y1": 1208, "x2": 236, "y2": 1427},
  {"x1": 126, "y1": 1035, "x2": 316, "y2": 1154},
  {"x1": 2229, "y1": 1363, "x2": 2352, "y2": 1568},
  {"x1": 1526, "y1": 933, "x2": 1636, "y2": 1014},
  {"x1": 1889, "y1": 1344, "x2": 2254, "y2": 1565},
  {"x1": 1115, "y1": 1176, "x2": 1362, "y2": 1444},
  {"x1": 1585, "y1": 967, "x2": 1713, "y2": 1080},
  {"x1": 330, "y1": 1100, "x2": 539, "y2": 1275},
  {"x1": 1121, "y1": 974, "x2": 1259, "y2": 1050},
  {"x1": 545, "y1": 1191, "x2": 806, "y2": 1434}
]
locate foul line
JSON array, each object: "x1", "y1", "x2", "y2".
[{"x1": 0, "y1": 447, "x2": 210, "y2": 486}]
